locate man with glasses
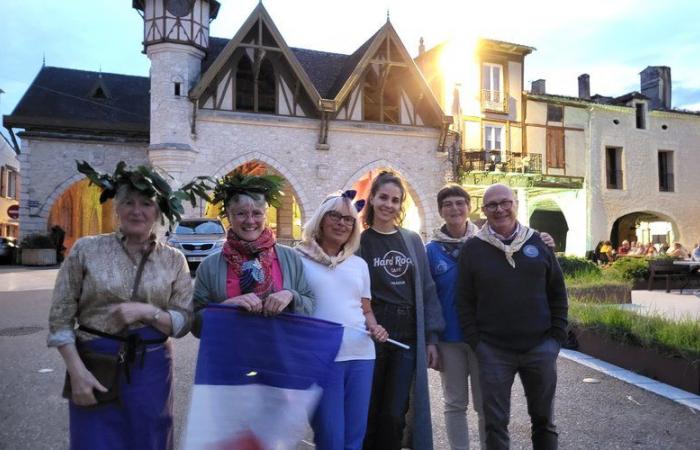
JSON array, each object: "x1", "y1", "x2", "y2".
[{"x1": 455, "y1": 184, "x2": 568, "y2": 450}]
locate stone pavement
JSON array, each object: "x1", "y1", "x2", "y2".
[
  {"x1": 630, "y1": 289, "x2": 700, "y2": 321},
  {"x1": 0, "y1": 267, "x2": 698, "y2": 449}
]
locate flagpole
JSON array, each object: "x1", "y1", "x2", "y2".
[{"x1": 344, "y1": 325, "x2": 411, "y2": 350}]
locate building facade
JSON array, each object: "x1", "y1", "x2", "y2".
[
  {"x1": 417, "y1": 39, "x2": 699, "y2": 255},
  {"x1": 0, "y1": 133, "x2": 20, "y2": 238},
  {"x1": 4, "y1": 1, "x2": 451, "y2": 248}
]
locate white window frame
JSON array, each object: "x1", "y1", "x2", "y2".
[
  {"x1": 7, "y1": 169, "x2": 17, "y2": 199},
  {"x1": 484, "y1": 125, "x2": 504, "y2": 151},
  {"x1": 481, "y1": 63, "x2": 504, "y2": 110}
]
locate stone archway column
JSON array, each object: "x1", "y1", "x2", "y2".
[{"x1": 516, "y1": 188, "x2": 528, "y2": 225}]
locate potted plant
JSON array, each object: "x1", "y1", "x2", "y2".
[{"x1": 20, "y1": 233, "x2": 57, "y2": 266}]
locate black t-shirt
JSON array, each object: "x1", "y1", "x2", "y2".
[{"x1": 360, "y1": 228, "x2": 415, "y2": 307}]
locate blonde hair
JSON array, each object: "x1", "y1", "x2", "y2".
[{"x1": 301, "y1": 193, "x2": 362, "y2": 254}]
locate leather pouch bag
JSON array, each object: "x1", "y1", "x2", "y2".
[{"x1": 62, "y1": 349, "x2": 122, "y2": 405}]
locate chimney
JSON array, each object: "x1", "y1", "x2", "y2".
[
  {"x1": 531, "y1": 79, "x2": 546, "y2": 95},
  {"x1": 418, "y1": 37, "x2": 425, "y2": 56},
  {"x1": 578, "y1": 74, "x2": 590, "y2": 99},
  {"x1": 640, "y1": 66, "x2": 671, "y2": 110}
]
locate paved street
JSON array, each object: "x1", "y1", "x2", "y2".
[{"x1": 1, "y1": 267, "x2": 699, "y2": 449}]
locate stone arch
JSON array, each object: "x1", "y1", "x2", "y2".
[
  {"x1": 342, "y1": 159, "x2": 436, "y2": 236},
  {"x1": 214, "y1": 151, "x2": 311, "y2": 221},
  {"x1": 528, "y1": 198, "x2": 569, "y2": 253},
  {"x1": 44, "y1": 177, "x2": 116, "y2": 250},
  {"x1": 609, "y1": 209, "x2": 680, "y2": 248},
  {"x1": 37, "y1": 173, "x2": 87, "y2": 219}
]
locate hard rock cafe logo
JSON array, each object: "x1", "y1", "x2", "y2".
[{"x1": 373, "y1": 250, "x2": 412, "y2": 278}]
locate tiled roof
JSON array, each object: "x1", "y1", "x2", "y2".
[
  {"x1": 4, "y1": 66, "x2": 149, "y2": 135},
  {"x1": 290, "y1": 47, "x2": 349, "y2": 98},
  {"x1": 203, "y1": 34, "x2": 379, "y2": 99}
]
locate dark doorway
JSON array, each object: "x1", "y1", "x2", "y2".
[{"x1": 530, "y1": 209, "x2": 568, "y2": 252}]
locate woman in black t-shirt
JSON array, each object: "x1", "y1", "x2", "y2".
[{"x1": 359, "y1": 172, "x2": 444, "y2": 450}]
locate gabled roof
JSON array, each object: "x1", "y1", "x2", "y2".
[
  {"x1": 3, "y1": 66, "x2": 149, "y2": 136},
  {"x1": 190, "y1": 3, "x2": 321, "y2": 106},
  {"x1": 289, "y1": 47, "x2": 350, "y2": 99},
  {"x1": 330, "y1": 22, "x2": 445, "y2": 121},
  {"x1": 325, "y1": 30, "x2": 380, "y2": 99},
  {"x1": 195, "y1": 7, "x2": 445, "y2": 123}
]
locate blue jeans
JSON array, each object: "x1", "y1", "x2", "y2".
[
  {"x1": 475, "y1": 338, "x2": 560, "y2": 450},
  {"x1": 363, "y1": 342, "x2": 416, "y2": 450},
  {"x1": 312, "y1": 359, "x2": 375, "y2": 450}
]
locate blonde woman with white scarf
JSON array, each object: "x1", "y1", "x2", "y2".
[{"x1": 295, "y1": 190, "x2": 388, "y2": 450}]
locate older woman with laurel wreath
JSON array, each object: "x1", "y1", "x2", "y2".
[
  {"x1": 192, "y1": 172, "x2": 314, "y2": 335},
  {"x1": 48, "y1": 161, "x2": 210, "y2": 450}
]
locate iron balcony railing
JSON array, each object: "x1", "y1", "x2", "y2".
[
  {"x1": 461, "y1": 150, "x2": 542, "y2": 174},
  {"x1": 480, "y1": 89, "x2": 507, "y2": 112}
]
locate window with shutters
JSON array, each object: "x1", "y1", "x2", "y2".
[{"x1": 546, "y1": 128, "x2": 565, "y2": 169}]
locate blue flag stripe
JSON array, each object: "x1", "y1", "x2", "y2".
[{"x1": 195, "y1": 305, "x2": 343, "y2": 390}]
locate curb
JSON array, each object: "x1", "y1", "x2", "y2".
[{"x1": 560, "y1": 349, "x2": 700, "y2": 412}]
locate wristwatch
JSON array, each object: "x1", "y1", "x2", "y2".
[{"x1": 151, "y1": 309, "x2": 163, "y2": 322}]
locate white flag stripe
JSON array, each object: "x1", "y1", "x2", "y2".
[{"x1": 183, "y1": 383, "x2": 321, "y2": 450}]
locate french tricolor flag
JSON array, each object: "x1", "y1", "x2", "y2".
[{"x1": 183, "y1": 305, "x2": 343, "y2": 450}]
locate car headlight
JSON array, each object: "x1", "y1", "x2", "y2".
[
  {"x1": 214, "y1": 241, "x2": 224, "y2": 248},
  {"x1": 167, "y1": 240, "x2": 181, "y2": 249}
]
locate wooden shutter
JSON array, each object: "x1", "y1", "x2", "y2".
[{"x1": 546, "y1": 128, "x2": 565, "y2": 169}]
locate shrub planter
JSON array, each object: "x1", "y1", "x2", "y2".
[
  {"x1": 573, "y1": 327, "x2": 700, "y2": 394},
  {"x1": 21, "y1": 249, "x2": 57, "y2": 266}
]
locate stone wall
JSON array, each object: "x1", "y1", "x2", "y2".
[
  {"x1": 185, "y1": 110, "x2": 449, "y2": 238},
  {"x1": 587, "y1": 106, "x2": 700, "y2": 249},
  {"x1": 18, "y1": 137, "x2": 148, "y2": 238}
]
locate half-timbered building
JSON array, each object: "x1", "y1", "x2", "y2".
[{"x1": 4, "y1": 1, "x2": 451, "y2": 248}]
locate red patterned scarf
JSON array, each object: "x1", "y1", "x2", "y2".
[{"x1": 222, "y1": 227, "x2": 277, "y2": 297}]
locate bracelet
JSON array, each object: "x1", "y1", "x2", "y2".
[{"x1": 151, "y1": 308, "x2": 162, "y2": 322}]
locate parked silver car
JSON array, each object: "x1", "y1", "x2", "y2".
[{"x1": 166, "y1": 218, "x2": 226, "y2": 268}]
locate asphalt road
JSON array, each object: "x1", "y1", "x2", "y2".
[{"x1": 1, "y1": 280, "x2": 698, "y2": 449}]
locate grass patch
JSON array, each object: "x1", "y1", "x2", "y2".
[
  {"x1": 565, "y1": 269, "x2": 631, "y2": 304},
  {"x1": 570, "y1": 301, "x2": 700, "y2": 361}
]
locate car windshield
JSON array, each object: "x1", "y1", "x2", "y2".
[{"x1": 175, "y1": 221, "x2": 225, "y2": 235}]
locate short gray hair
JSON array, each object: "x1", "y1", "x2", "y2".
[{"x1": 224, "y1": 192, "x2": 268, "y2": 213}]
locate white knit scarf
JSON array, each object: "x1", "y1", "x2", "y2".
[
  {"x1": 475, "y1": 223, "x2": 534, "y2": 268},
  {"x1": 295, "y1": 239, "x2": 352, "y2": 269},
  {"x1": 431, "y1": 221, "x2": 479, "y2": 243}
]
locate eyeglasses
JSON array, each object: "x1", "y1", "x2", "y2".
[
  {"x1": 483, "y1": 200, "x2": 514, "y2": 212},
  {"x1": 232, "y1": 211, "x2": 266, "y2": 221},
  {"x1": 324, "y1": 210, "x2": 356, "y2": 226}
]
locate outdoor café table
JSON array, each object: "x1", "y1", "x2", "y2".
[{"x1": 672, "y1": 260, "x2": 700, "y2": 293}]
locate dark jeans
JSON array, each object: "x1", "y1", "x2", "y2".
[
  {"x1": 363, "y1": 341, "x2": 416, "y2": 450},
  {"x1": 475, "y1": 338, "x2": 560, "y2": 450}
]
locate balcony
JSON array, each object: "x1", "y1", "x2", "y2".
[
  {"x1": 462, "y1": 150, "x2": 542, "y2": 174},
  {"x1": 458, "y1": 149, "x2": 584, "y2": 189},
  {"x1": 481, "y1": 89, "x2": 507, "y2": 112}
]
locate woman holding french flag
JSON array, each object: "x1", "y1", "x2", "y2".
[
  {"x1": 295, "y1": 190, "x2": 389, "y2": 450},
  {"x1": 191, "y1": 171, "x2": 314, "y2": 334}
]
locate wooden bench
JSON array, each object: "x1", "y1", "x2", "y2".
[{"x1": 647, "y1": 260, "x2": 692, "y2": 293}]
